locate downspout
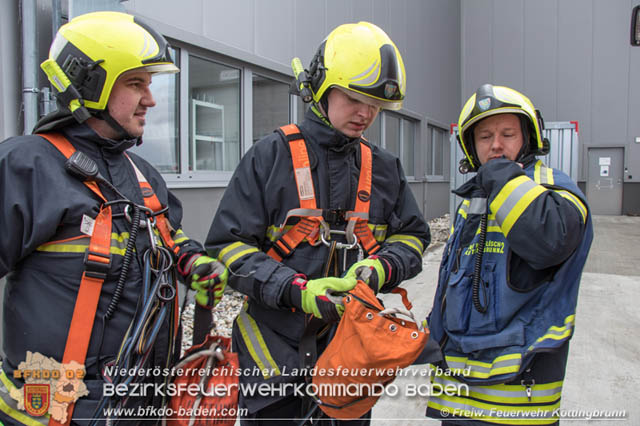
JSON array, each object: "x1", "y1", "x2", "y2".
[
  {"x1": 21, "y1": 0, "x2": 38, "y2": 135},
  {"x1": 40, "y1": 0, "x2": 62, "y2": 116}
]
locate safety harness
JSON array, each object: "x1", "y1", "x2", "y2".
[
  {"x1": 266, "y1": 124, "x2": 380, "y2": 266},
  {"x1": 38, "y1": 133, "x2": 179, "y2": 426}
]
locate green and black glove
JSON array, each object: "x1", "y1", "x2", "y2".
[
  {"x1": 286, "y1": 275, "x2": 357, "y2": 322},
  {"x1": 344, "y1": 255, "x2": 390, "y2": 293},
  {"x1": 178, "y1": 253, "x2": 229, "y2": 309}
]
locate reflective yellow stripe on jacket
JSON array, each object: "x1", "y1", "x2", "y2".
[
  {"x1": 0, "y1": 370, "x2": 49, "y2": 426},
  {"x1": 428, "y1": 365, "x2": 562, "y2": 425},
  {"x1": 490, "y1": 176, "x2": 547, "y2": 236},
  {"x1": 172, "y1": 228, "x2": 189, "y2": 244},
  {"x1": 218, "y1": 242, "x2": 259, "y2": 269},
  {"x1": 385, "y1": 234, "x2": 424, "y2": 255},
  {"x1": 236, "y1": 306, "x2": 281, "y2": 379},
  {"x1": 445, "y1": 353, "x2": 522, "y2": 380},
  {"x1": 36, "y1": 233, "x2": 131, "y2": 255},
  {"x1": 528, "y1": 315, "x2": 575, "y2": 351},
  {"x1": 534, "y1": 160, "x2": 554, "y2": 185},
  {"x1": 532, "y1": 161, "x2": 587, "y2": 223}
]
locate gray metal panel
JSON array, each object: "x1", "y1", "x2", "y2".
[
  {"x1": 423, "y1": 0, "x2": 461, "y2": 124},
  {"x1": 293, "y1": 0, "x2": 326, "y2": 68},
  {"x1": 557, "y1": 0, "x2": 592, "y2": 181},
  {"x1": 128, "y1": 0, "x2": 205, "y2": 35},
  {"x1": 628, "y1": 1, "x2": 640, "y2": 184},
  {"x1": 352, "y1": 0, "x2": 374, "y2": 23},
  {"x1": 523, "y1": 0, "x2": 557, "y2": 120},
  {"x1": 592, "y1": 0, "x2": 629, "y2": 145},
  {"x1": 372, "y1": 0, "x2": 389, "y2": 32},
  {"x1": 326, "y1": 0, "x2": 354, "y2": 33},
  {"x1": 622, "y1": 183, "x2": 640, "y2": 215},
  {"x1": 425, "y1": 182, "x2": 452, "y2": 221},
  {"x1": 492, "y1": 0, "x2": 524, "y2": 89},
  {"x1": 255, "y1": 0, "x2": 295, "y2": 65},
  {"x1": 202, "y1": 0, "x2": 254, "y2": 52},
  {"x1": 461, "y1": 0, "x2": 493, "y2": 102},
  {"x1": 171, "y1": 187, "x2": 227, "y2": 241},
  {"x1": 386, "y1": 2, "x2": 407, "y2": 67}
]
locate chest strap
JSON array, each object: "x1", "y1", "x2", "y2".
[{"x1": 266, "y1": 124, "x2": 379, "y2": 262}]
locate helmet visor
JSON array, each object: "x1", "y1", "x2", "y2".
[{"x1": 334, "y1": 86, "x2": 402, "y2": 111}]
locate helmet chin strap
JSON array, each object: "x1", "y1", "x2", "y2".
[
  {"x1": 96, "y1": 109, "x2": 135, "y2": 141},
  {"x1": 515, "y1": 115, "x2": 532, "y2": 163}
]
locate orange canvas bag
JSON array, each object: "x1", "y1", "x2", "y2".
[
  {"x1": 312, "y1": 281, "x2": 429, "y2": 419},
  {"x1": 164, "y1": 335, "x2": 239, "y2": 425}
]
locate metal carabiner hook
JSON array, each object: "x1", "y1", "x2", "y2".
[{"x1": 146, "y1": 217, "x2": 158, "y2": 254}]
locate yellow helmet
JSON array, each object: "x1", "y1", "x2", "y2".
[
  {"x1": 457, "y1": 84, "x2": 549, "y2": 172},
  {"x1": 41, "y1": 11, "x2": 178, "y2": 122},
  {"x1": 303, "y1": 22, "x2": 406, "y2": 111}
]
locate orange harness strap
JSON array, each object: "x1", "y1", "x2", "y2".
[
  {"x1": 40, "y1": 133, "x2": 180, "y2": 425},
  {"x1": 39, "y1": 133, "x2": 111, "y2": 426},
  {"x1": 266, "y1": 124, "x2": 380, "y2": 262},
  {"x1": 348, "y1": 141, "x2": 380, "y2": 255},
  {"x1": 123, "y1": 153, "x2": 181, "y2": 337},
  {"x1": 123, "y1": 153, "x2": 178, "y2": 255}
]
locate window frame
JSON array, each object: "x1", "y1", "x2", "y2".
[
  {"x1": 425, "y1": 120, "x2": 450, "y2": 182},
  {"x1": 157, "y1": 41, "x2": 295, "y2": 189},
  {"x1": 375, "y1": 109, "x2": 422, "y2": 181}
]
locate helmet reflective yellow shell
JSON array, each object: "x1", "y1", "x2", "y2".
[
  {"x1": 307, "y1": 22, "x2": 406, "y2": 111},
  {"x1": 457, "y1": 84, "x2": 549, "y2": 172},
  {"x1": 41, "y1": 11, "x2": 178, "y2": 121}
]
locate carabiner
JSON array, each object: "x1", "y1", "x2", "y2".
[{"x1": 146, "y1": 217, "x2": 158, "y2": 253}]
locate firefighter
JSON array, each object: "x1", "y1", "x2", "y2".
[
  {"x1": 0, "y1": 11, "x2": 226, "y2": 425},
  {"x1": 425, "y1": 84, "x2": 593, "y2": 425},
  {"x1": 205, "y1": 22, "x2": 430, "y2": 424}
]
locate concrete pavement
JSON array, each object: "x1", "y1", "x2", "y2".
[{"x1": 372, "y1": 215, "x2": 640, "y2": 425}]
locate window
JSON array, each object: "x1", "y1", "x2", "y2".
[
  {"x1": 427, "y1": 124, "x2": 446, "y2": 177},
  {"x1": 134, "y1": 40, "x2": 422, "y2": 186},
  {"x1": 189, "y1": 56, "x2": 240, "y2": 172},
  {"x1": 364, "y1": 116, "x2": 381, "y2": 146},
  {"x1": 253, "y1": 74, "x2": 290, "y2": 143},
  {"x1": 133, "y1": 42, "x2": 296, "y2": 186},
  {"x1": 380, "y1": 112, "x2": 417, "y2": 177},
  {"x1": 401, "y1": 119, "x2": 415, "y2": 177},
  {"x1": 134, "y1": 48, "x2": 179, "y2": 173},
  {"x1": 385, "y1": 114, "x2": 400, "y2": 157}
]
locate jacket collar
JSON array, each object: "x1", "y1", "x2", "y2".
[
  {"x1": 59, "y1": 123, "x2": 138, "y2": 155},
  {"x1": 299, "y1": 106, "x2": 361, "y2": 151}
]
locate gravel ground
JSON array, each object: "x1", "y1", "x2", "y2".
[{"x1": 180, "y1": 214, "x2": 450, "y2": 353}]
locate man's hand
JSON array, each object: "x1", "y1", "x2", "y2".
[
  {"x1": 344, "y1": 256, "x2": 387, "y2": 293},
  {"x1": 179, "y1": 254, "x2": 229, "y2": 309},
  {"x1": 288, "y1": 275, "x2": 357, "y2": 322}
]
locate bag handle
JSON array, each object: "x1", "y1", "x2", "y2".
[{"x1": 377, "y1": 307, "x2": 425, "y2": 333}]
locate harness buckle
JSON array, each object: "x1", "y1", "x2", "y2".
[
  {"x1": 271, "y1": 238, "x2": 294, "y2": 259},
  {"x1": 83, "y1": 249, "x2": 112, "y2": 279}
]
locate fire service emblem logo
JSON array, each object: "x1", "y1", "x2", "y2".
[{"x1": 24, "y1": 384, "x2": 50, "y2": 417}]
